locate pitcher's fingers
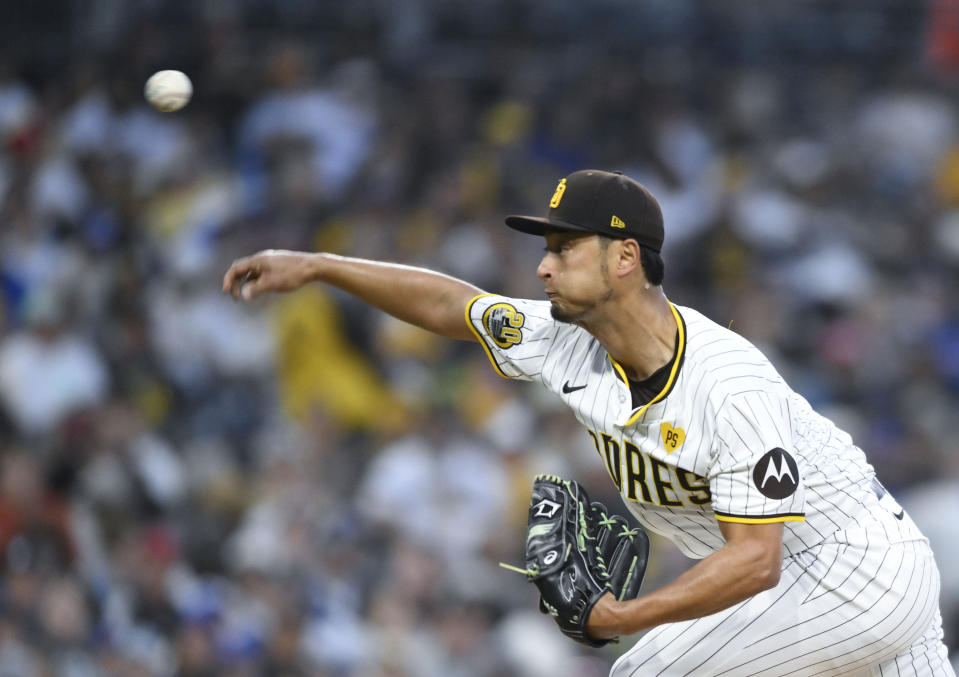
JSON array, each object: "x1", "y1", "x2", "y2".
[
  {"x1": 240, "y1": 275, "x2": 265, "y2": 301},
  {"x1": 222, "y1": 259, "x2": 248, "y2": 294},
  {"x1": 225, "y1": 259, "x2": 259, "y2": 299}
]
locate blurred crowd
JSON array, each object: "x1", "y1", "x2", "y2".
[{"x1": 1, "y1": 1, "x2": 958, "y2": 675}]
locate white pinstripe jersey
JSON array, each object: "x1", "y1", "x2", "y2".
[{"x1": 466, "y1": 294, "x2": 886, "y2": 560}]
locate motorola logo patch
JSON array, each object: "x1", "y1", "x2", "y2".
[{"x1": 753, "y1": 448, "x2": 800, "y2": 499}]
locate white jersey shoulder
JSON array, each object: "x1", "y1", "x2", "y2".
[{"x1": 467, "y1": 295, "x2": 882, "y2": 559}]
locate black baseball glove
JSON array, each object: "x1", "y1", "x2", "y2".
[{"x1": 501, "y1": 474, "x2": 650, "y2": 647}]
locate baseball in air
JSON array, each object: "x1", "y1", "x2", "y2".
[{"x1": 144, "y1": 70, "x2": 193, "y2": 112}]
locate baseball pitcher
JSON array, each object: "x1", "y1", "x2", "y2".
[{"x1": 223, "y1": 170, "x2": 954, "y2": 676}]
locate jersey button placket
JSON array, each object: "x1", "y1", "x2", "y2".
[{"x1": 615, "y1": 388, "x2": 636, "y2": 429}]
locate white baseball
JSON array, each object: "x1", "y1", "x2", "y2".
[{"x1": 144, "y1": 70, "x2": 193, "y2": 112}]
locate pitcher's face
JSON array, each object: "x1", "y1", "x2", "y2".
[{"x1": 537, "y1": 232, "x2": 614, "y2": 324}]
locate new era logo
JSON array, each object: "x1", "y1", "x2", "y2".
[{"x1": 610, "y1": 215, "x2": 626, "y2": 229}]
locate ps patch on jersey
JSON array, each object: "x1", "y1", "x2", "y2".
[
  {"x1": 660, "y1": 422, "x2": 686, "y2": 453},
  {"x1": 753, "y1": 448, "x2": 800, "y2": 499},
  {"x1": 482, "y1": 302, "x2": 526, "y2": 348}
]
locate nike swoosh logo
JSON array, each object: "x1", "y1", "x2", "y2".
[
  {"x1": 894, "y1": 510, "x2": 904, "y2": 521},
  {"x1": 562, "y1": 381, "x2": 587, "y2": 394}
]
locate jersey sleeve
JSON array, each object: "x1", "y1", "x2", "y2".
[
  {"x1": 465, "y1": 293, "x2": 558, "y2": 382},
  {"x1": 709, "y1": 391, "x2": 806, "y2": 524}
]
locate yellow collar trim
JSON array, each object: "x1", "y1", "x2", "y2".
[{"x1": 609, "y1": 303, "x2": 685, "y2": 426}]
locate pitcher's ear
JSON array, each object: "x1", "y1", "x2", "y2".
[{"x1": 613, "y1": 238, "x2": 641, "y2": 278}]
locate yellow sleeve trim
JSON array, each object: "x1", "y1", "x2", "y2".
[
  {"x1": 714, "y1": 514, "x2": 806, "y2": 525},
  {"x1": 464, "y1": 293, "x2": 509, "y2": 379}
]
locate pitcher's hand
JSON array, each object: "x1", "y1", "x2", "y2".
[{"x1": 222, "y1": 250, "x2": 318, "y2": 301}]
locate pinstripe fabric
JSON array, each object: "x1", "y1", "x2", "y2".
[
  {"x1": 468, "y1": 297, "x2": 881, "y2": 558},
  {"x1": 467, "y1": 295, "x2": 953, "y2": 675},
  {"x1": 607, "y1": 512, "x2": 952, "y2": 676},
  {"x1": 871, "y1": 608, "x2": 954, "y2": 676}
]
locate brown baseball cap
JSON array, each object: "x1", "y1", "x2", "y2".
[{"x1": 505, "y1": 170, "x2": 664, "y2": 252}]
